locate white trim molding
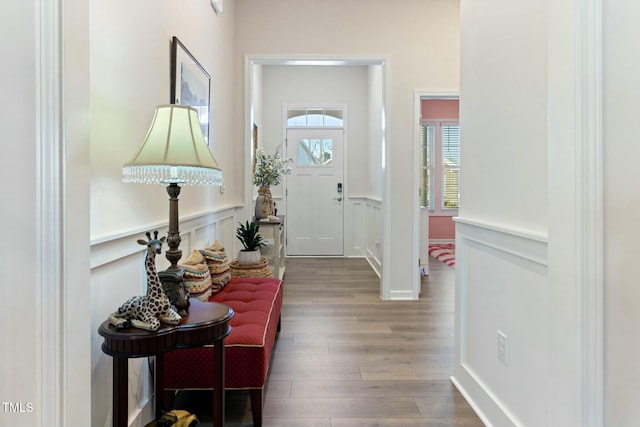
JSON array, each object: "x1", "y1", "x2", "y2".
[
  {"x1": 454, "y1": 217, "x2": 548, "y2": 266},
  {"x1": 576, "y1": 0, "x2": 604, "y2": 424},
  {"x1": 90, "y1": 208, "x2": 240, "y2": 270},
  {"x1": 244, "y1": 54, "x2": 391, "y2": 299},
  {"x1": 36, "y1": 0, "x2": 64, "y2": 425}
]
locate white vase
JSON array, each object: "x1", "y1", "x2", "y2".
[{"x1": 237, "y1": 249, "x2": 261, "y2": 265}]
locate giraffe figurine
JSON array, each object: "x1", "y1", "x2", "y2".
[{"x1": 108, "y1": 231, "x2": 182, "y2": 331}]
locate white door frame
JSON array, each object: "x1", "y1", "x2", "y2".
[
  {"x1": 244, "y1": 54, "x2": 391, "y2": 297},
  {"x1": 40, "y1": 0, "x2": 92, "y2": 425}
]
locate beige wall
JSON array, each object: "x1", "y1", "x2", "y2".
[
  {"x1": 459, "y1": 1, "x2": 548, "y2": 232},
  {"x1": 90, "y1": 0, "x2": 241, "y2": 240}
]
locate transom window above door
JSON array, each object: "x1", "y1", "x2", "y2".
[{"x1": 287, "y1": 108, "x2": 344, "y2": 127}]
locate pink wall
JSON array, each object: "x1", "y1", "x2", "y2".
[
  {"x1": 422, "y1": 99, "x2": 459, "y2": 241},
  {"x1": 429, "y1": 216, "x2": 456, "y2": 240}
]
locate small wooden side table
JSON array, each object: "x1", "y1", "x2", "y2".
[{"x1": 98, "y1": 299, "x2": 233, "y2": 427}]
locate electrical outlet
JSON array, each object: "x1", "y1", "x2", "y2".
[{"x1": 497, "y1": 330, "x2": 508, "y2": 365}]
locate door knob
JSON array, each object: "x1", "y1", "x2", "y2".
[{"x1": 333, "y1": 196, "x2": 342, "y2": 202}]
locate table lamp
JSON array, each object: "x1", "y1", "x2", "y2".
[{"x1": 122, "y1": 104, "x2": 223, "y2": 313}]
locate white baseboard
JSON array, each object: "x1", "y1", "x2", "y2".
[{"x1": 450, "y1": 375, "x2": 493, "y2": 427}]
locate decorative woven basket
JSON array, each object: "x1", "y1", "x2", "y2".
[{"x1": 229, "y1": 256, "x2": 272, "y2": 278}]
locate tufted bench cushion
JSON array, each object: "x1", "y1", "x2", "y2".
[{"x1": 163, "y1": 276, "x2": 283, "y2": 426}]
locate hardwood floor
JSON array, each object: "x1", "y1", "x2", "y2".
[{"x1": 173, "y1": 257, "x2": 484, "y2": 427}]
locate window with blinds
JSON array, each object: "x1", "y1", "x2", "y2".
[
  {"x1": 419, "y1": 126, "x2": 434, "y2": 208},
  {"x1": 420, "y1": 120, "x2": 460, "y2": 212}
]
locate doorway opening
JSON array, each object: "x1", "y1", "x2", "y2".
[
  {"x1": 246, "y1": 56, "x2": 392, "y2": 298},
  {"x1": 414, "y1": 92, "x2": 459, "y2": 277}
]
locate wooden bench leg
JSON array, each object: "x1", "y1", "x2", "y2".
[
  {"x1": 249, "y1": 389, "x2": 263, "y2": 427},
  {"x1": 162, "y1": 390, "x2": 175, "y2": 411}
]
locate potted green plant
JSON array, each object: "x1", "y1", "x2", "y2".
[{"x1": 235, "y1": 220, "x2": 266, "y2": 265}]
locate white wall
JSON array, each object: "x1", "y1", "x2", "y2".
[
  {"x1": 366, "y1": 65, "x2": 384, "y2": 270},
  {"x1": 235, "y1": 0, "x2": 460, "y2": 297},
  {"x1": 604, "y1": 1, "x2": 640, "y2": 425},
  {"x1": 457, "y1": 0, "x2": 640, "y2": 425},
  {"x1": 261, "y1": 65, "x2": 369, "y2": 199},
  {"x1": 1, "y1": 3, "x2": 43, "y2": 426},
  {"x1": 459, "y1": 1, "x2": 548, "y2": 232},
  {"x1": 367, "y1": 65, "x2": 384, "y2": 200},
  {"x1": 454, "y1": 0, "x2": 551, "y2": 425},
  {"x1": 2, "y1": 1, "x2": 92, "y2": 427}
]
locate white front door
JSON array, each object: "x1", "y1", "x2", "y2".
[{"x1": 286, "y1": 128, "x2": 344, "y2": 256}]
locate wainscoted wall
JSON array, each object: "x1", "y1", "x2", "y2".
[
  {"x1": 272, "y1": 195, "x2": 379, "y2": 262},
  {"x1": 90, "y1": 207, "x2": 239, "y2": 427},
  {"x1": 452, "y1": 218, "x2": 548, "y2": 426},
  {"x1": 365, "y1": 199, "x2": 383, "y2": 277},
  {"x1": 344, "y1": 197, "x2": 368, "y2": 258}
]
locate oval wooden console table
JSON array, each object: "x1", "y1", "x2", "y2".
[{"x1": 98, "y1": 299, "x2": 234, "y2": 427}]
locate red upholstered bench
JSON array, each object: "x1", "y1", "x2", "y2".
[{"x1": 163, "y1": 276, "x2": 283, "y2": 427}]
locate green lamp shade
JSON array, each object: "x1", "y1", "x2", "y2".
[{"x1": 123, "y1": 104, "x2": 223, "y2": 186}]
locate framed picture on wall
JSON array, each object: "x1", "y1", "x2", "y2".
[{"x1": 170, "y1": 36, "x2": 211, "y2": 145}]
